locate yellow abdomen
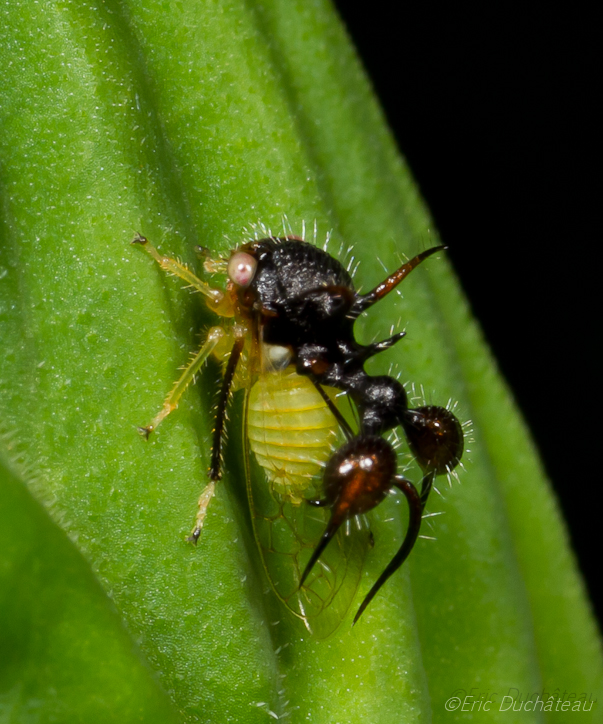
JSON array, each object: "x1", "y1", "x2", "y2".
[{"x1": 247, "y1": 368, "x2": 340, "y2": 501}]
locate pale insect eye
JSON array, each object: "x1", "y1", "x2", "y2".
[{"x1": 228, "y1": 252, "x2": 257, "y2": 287}]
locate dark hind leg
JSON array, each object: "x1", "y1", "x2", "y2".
[{"x1": 187, "y1": 336, "x2": 245, "y2": 544}]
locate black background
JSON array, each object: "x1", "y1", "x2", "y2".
[{"x1": 333, "y1": 3, "x2": 600, "y2": 624}]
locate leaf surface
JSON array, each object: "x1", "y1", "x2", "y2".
[{"x1": 1, "y1": 1, "x2": 601, "y2": 722}]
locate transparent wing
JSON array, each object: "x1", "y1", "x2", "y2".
[{"x1": 245, "y1": 365, "x2": 370, "y2": 638}]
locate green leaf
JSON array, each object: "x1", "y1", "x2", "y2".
[
  {"x1": 0, "y1": 452, "x2": 182, "y2": 723},
  {"x1": 1, "y1": 1, "x2": 601, "y2": 723}
]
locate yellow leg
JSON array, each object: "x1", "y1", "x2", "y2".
[
  {"x1": 138, "y1": 325, "x2": 227, "y2": 438},
  {"x1": 132, "y1": 234, "x2": 235, "y2": 317},
  {"x1": 187, "y1": 480, "x2": 216, "y2": 544},
  {"x1": 133, "y1": 234, "x2": 243, "y2": 543}
]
